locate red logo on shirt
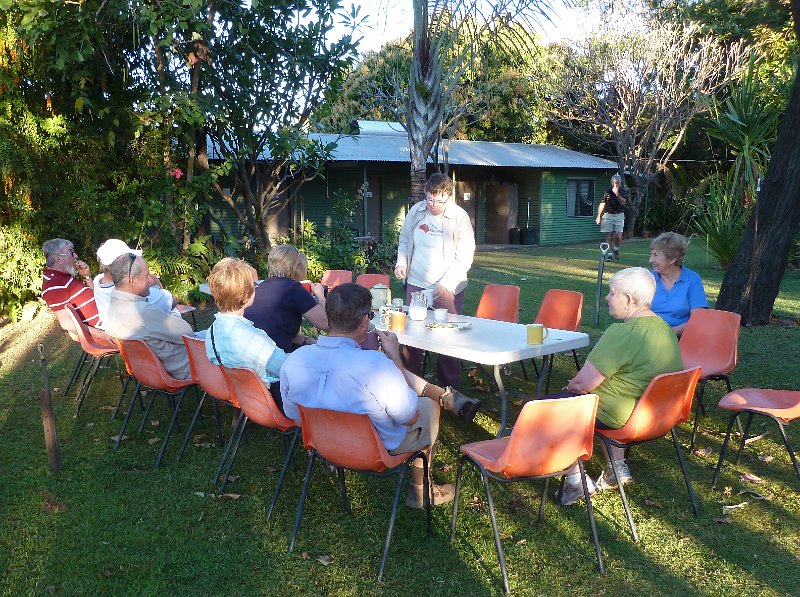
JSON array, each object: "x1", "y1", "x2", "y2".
[{"x1": 419, "y1": 223, "x2": 430, "y2": 233}]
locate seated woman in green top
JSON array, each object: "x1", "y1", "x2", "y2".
[{"x1": 557, "y1": 267, "x2": 683, "y2": 506}]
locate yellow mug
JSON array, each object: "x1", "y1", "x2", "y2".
[{"x1": 527, "y1": 323, "x2": 549, "y2": 344}]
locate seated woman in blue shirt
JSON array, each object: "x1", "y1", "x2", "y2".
[
  {"x1": 206, "y1": 258, "x2": 288, "y2": 412},
  {"x1": 649, "y1": 232, "x2": 708, "y2": 336}
]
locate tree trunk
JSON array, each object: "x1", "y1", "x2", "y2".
[
  {"x1": 715, "y1": 64, "x2": 800, "y2": 324},
  {"x1": 624, "y1": 179, "x2": 644, "y2": 238}
]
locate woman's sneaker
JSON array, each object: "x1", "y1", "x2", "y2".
[
  {"x1": 555, "y1": 476, "x2": 598, "y2": 506},
  {"x1": 596, "y1": 460, "x2": 634, "y2": 491}
]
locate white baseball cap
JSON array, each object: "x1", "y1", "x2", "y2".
[{"x1": 96, "y1": 239, "x2": 142, "y2": 266}]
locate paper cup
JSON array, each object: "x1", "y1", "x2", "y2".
[{"x1": 434, "y1": 308, "x2": 449, "y2": 322}]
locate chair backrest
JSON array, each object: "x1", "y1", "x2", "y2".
[
  {"x1": 534, "y1": 289, "x2": 584, "y2": 331},
  {"x1": 491, "y1": 394, "x2": 599, "y2": 478},
  {"x1": 475, "y1": 284, "x2": 520, "y2": 323},
  {"x1": 64, "y1": 305, "x2": 117, "y2": 355},
  {"x1": 320, "y1": 269, "x2": 353, "y2": 289},
  {"x1": 182, "y1": 335, "x2": 237, "y2": 407},
  {"x1": 614, "y1": 368, "x2": 702, "y2": 442},
  {"x1": 298, "y1": 406, "x2": 401, "y2": 472},
  {"x1": 355, "y1": 273, "x2": 391, "y2": 289},
  {"x1": 679, "y1": 309, "x2": 740, "y2": 377},
  {"x1": 221, "y1": 367, "x2": 295, "y2": 432},
  {"x1": 116, "y1": 338, "x2": 187, "y2": 391}
]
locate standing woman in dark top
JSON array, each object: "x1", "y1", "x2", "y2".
[
  {"x1": 244, "y1": 244, "x2": 328, "y2": 352},
  {"x1": 595, "y1": 174, "x2": 628, "y2": 261}
]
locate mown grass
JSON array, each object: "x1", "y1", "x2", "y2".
[{"x1": 1, "y1": 240, "x2": 799, "y2": 596}]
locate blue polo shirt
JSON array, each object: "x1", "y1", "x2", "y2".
[{"x1": 651, "y1": 266, "x2": 708, "y2": 327}]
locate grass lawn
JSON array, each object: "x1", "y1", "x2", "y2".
[{"x1": 1, "y1": 240, "x2": 799, "y2": 596}]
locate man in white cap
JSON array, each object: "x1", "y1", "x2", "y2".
[{"x1": 94, "y1": 239, "x2": 179, "y2": 325}]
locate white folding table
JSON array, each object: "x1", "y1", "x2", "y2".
[{"x1": 376, "y1": 311, "x2": 590, "y2": 437}]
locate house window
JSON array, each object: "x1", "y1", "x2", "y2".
[{"x1": 566, "y1": 179, "x2": 595, "y2": 218}]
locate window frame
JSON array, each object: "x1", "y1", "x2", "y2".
[{"x1": 565, "y1": 178, "x2": 596, "y2": 219}]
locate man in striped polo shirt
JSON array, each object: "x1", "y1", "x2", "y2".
[{"x1": 41, "y1": 238, "x2": 101, "y2": 333}]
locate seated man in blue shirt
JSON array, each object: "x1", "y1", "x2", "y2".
[
  {"x1": 281, "y1": 283, "x2": 466, "y2": 508},
  {"x1": 205, "y1": 258, "x2": 288, "y2": 412}
]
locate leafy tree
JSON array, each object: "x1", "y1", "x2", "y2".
[
  {"x1": 405, "y1": 0, "x2": 552, "y2": 200},
  {"x1": 200, "y1": 0, "x2": 360, "y2": 250},
  {"x1": 715, "y1": 0, "x2": 800, "y2": 324},
  {"x1": 544, "y1": 17, "x2": 741, "y2": 235},
  {"x1": 319, "y1": 32, "x2": 549, "y2": 144}
]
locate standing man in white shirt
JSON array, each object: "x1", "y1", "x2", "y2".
[{"x1": 394, "y1": 173, "x2": 478, "y2": 417}]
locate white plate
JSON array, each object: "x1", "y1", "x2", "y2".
[{"x1": 425, "y1": 321, "x2": 472, "y2": 331}]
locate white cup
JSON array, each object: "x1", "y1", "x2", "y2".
[{"x1": 434, "y1": 308, "x2": 448, "y2": 322}]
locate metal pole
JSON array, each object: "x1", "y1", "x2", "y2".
[
  {"x1": 38, "y1": 344, "x2": 63, "y2": 471},
  {"x1": 594, "y1": 243, "x2": 610, "y2": 326}
]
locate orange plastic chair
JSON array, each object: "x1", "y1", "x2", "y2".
[
  {"x1": 679, "y1": 309, "x2": 741, "y2": 450},
  {"x1": 475, "y1": 284, "x2": 520, "y2": 323},
  {"x1": 451, "y1": 394, "x2": 603, "y2": 593},
  {"x1": 178, "y1": 335, "x2": 241, "y2": 469},
  {"x1": 595, "y1": 368, "x2": 702, "y2": 542},
  {"x1": 114, "y1": 338, "x2": 196, "y2": 468},
  {"x1": 221, "y1": 367, "x2": 299, "y2": 508},
  {"x1": 320, "y1": 269, "x2": 353, "y2": 290},
  {"x1": 355, "y1": 273, "x2": 390, "y2": 289},
  {"x1": 531, "y1": 289, "x2": 584, "y2": 383},
  {"x1": 63, "y1": 305, "x2": 120, "y2": 416},
  {"x1": 288, "y1": 406, "x2": 432, "y2": 582},
  {"x1": 712, "y1": 389, "x2": 800, "y2": 487}
]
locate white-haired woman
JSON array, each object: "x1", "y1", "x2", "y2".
[{"x1": 556, "y1": 267, "x2": 683, "y2": 506}]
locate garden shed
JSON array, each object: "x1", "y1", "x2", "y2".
[{"x1": 209, "y1": 121, "x2": 618, "y2": 246}]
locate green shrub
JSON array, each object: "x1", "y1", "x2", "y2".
[
  {"x1": 0, "y1": 225, "x2": 44, "y2": 321},
  {"x1": 690, "y1": 176, "x2": 748, "y2": 268},
  {"x1": 144, "y1": 235, "x2": 228, "y2": 303}
]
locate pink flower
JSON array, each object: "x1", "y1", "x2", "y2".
[{"x1": 170, "y1": 168, "x2": 184, "y2": 179}]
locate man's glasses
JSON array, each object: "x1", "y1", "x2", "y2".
[
  {"x1": 127, "y1": 253, "x2": 137, "y2": 280},
  {"x1": 426, "y1": 196, "x2": 448, "y2": 206},
  {"x1": 57, "y1": 248, "x2": 76, "y2": 257}
]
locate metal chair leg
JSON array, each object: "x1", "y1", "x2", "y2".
[
  {"x1": 289, "y1": 450, "x2": 317, "y2": 553},
  {"x1": 537, "y1": 477, "x2": 549, "y2": 525},
  {"x1": 111, "y1": 375, "x2": 133, "y2": 420},
  {"x1": 266, "y1": 428, "x2": 301, "y2": 522},
  {"x1": 482, "y1": 470, "x2": 510, "y2": 594},
  {"x1": 138, "y1": 391, "x2": 158, "y2": 433},
  {"x1": 177, "y1": 391, "x2": 208, "y2": 462},
  {"x1": 377, "y1": 465, "x2": 407, "y2": 583},
  {"x1": 215, "y1": 410, "x2": 243, "y2": 485},
  {"x1": 672, "y1": 428, "x2": 699, "y2": 517},
  {"x1": 775, "y1": 420, "x2": 800, "y2": 482},
  {"x1": 579, "y1": 460, "x2": 605, "y2": 574},
  {"x1": 604, "y1": 439, "x2": 638, "y2": 542},
  {"x1": 115, "y1": 381, "x2": 141, "y2": 449},
  {"x1": 711, "y1": 413, "x2": 739, "y2": 488},
  {"x1": 64, "y1": 350, "x2": 89, "y2": 396},
  {"x1": 337, "y1": 467, "x2": 350, "y2": 514},
  {"x1": 75, "y1": 356, "x2": 102, "y2": 416},
  {"x1": 734, "y1": 412, "x2": 755, "y2": 465},
  {"x1": 450, "y1": 457, "x2": 465, "y2": 543},
  {"x1": 219, "y1": 415, "x2": 248, "y2": 493},
  {"x1": 690, "y1": 395, "x2": 703, "y2": 451},
  {"x1": 155, "y1": 389, "x2": 188, "y2": 468}
]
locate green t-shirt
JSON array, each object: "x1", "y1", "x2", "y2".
[{"x1": 588, "y1": 316, "x2": 683, "y2": 428}]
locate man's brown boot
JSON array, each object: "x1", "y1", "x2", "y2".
[{"x1": 405, "y1": 463, "x2": 455, "y2": 509}]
